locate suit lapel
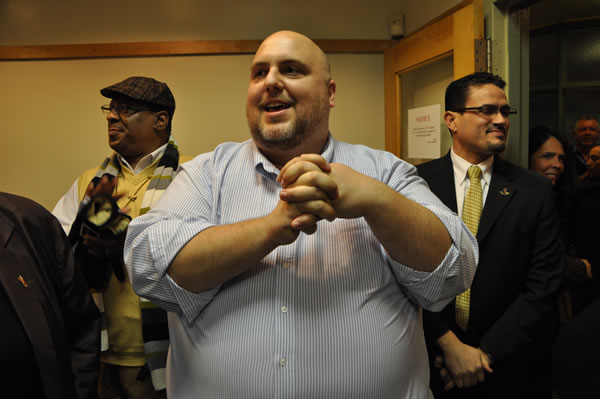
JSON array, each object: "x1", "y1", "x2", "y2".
[
  {"x1": 430, "y1": 153, "x2": 459, "y2": 213},
  {"x1": 477, "y1": 157, "x2": 517, "y2": 242}
]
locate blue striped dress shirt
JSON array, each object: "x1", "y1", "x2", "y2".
[{"x1": 125, "y1": 135, "x2": 478, "y2": 399}]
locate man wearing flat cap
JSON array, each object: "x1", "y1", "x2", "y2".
[{"x1": 53, "y1": 76, "x2": 189, "y2": 398}]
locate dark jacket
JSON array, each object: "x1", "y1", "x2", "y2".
[
  {"x1": 417, "y1": 154, "x2": 563, "y2": 398},
  {"x1": 0, "y1": 192, "x2": 100, "y2": 399}
]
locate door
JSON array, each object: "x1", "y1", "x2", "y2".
[{"x1": 384, "y1": 0, "x2": 485, "y2": 164}]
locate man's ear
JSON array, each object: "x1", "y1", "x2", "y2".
[
  {"x1": 153, "y1": 111, "x2": 169, "y2": 131},
  {"x1": 444, "y1": 111, "x2": 457, "y2": 135},
  {"x1": 328, "y1": 80, "x2": 336, "y2": 108}
]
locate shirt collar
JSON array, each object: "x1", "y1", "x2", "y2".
[
  {"x1": 252, "y1": 133, "x2": 335, "y2": 177},
  {"x1": 118, "y1": 143, "x2": 168, "y2": 173},
  {"x1": 450, "y1": 147, "x2": 494, "y2": 186}
]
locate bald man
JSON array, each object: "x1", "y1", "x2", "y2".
[{"x1": 124, "y1": 31, "x2": 478, "y2": 398}]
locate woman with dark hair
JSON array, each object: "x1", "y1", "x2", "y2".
[
  {"x1": 529, "y1": 125, "x2": 574, "y2": 207},
  {"x1": 528, "y1": 125, "x2": 592, "y2": 320}
]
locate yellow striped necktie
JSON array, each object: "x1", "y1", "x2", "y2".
[{"x1": 456, "y1": 165, "x2": 483, "y2": 331}]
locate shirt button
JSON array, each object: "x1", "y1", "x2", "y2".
[
  {"x1": 281, "y1": 306, "x2": 288, "y2": 313},
  {"x1": 279, "y1": 357, "x2": 287, "y2": 367},
  {"x1": 282, "y1": 263, "x2": 290, "y2": 269}
]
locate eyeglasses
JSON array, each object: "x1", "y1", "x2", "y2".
[
  {"x1": 101, "y1": 103, "x2": 154, "y2": 116},
  {"x1": 453, "y1": 104, "x2": 517, "y2": 118}
]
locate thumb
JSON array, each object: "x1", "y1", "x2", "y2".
[{"x1": 480, "y1": 352, "x2": 494, "y2": 374}]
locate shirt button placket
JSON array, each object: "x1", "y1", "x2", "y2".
[{"x1": 275, "y1": 252, "x2": 294, "y2": 395}]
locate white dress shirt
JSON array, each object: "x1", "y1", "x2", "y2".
[{"x1": 125, "y1": 136, "x2": 478, "y2": 399}]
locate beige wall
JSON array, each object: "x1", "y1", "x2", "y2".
[
  {"x1": 1, "y1": 54, "x2": 384, "y2": 209},
  {"x1": 0, "y1": 0, "x2": 463, "y2": 210}
]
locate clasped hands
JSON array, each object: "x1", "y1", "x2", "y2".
[
  {"x1": 434, "y1": 340, "x2": 494, "y2": 391},
  {"x1": 271, "y1": 154, "x2": 373, "y2": 244}
]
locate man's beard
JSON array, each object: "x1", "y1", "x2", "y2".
[
  {"x1": 488, "y1": 141, "x2": 506, "y2": 154},
  {"x1": 249, "y1": 117, "x2": 308, "y2": 151},
  {"x1": 486, "y1": 126, "x2": 507, "y2": 155},
  {"x1": 248, "y1": 100, "x2": 329, "y2": 151}
]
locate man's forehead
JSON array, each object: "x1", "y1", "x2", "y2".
[
  {"x1": 252, "y1": 32, "x2": 323, "y2": 66},
  {"x1": 251, "y1": 54, "x2": 308, "y2": 68},
  {"x1": 576, "y1": 119, "x2": 599, "y2": 128},
  {"x1": 465, "y1": 83, "x2": 507, "y2": 103}
]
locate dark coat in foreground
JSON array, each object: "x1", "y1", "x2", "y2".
[{"x1": 0, "y1": 192, "x2": 100, "y2": 399}]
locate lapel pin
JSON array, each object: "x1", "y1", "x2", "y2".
[
  {"x1": 17, "y1": 275, "x2": 28, "y2": 287},
  {"x1": 500, "y1": 188, "x2": 510, "y2": 196}
]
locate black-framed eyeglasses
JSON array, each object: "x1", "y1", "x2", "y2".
[
  {"x1": 453, "y1": 104, "x2": 518, "y2": 118},
  {"x1": 101, "y1": 103, "x2": 154, "y2": 116}
]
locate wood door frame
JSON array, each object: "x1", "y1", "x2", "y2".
[{"x1": 384, "y1": 0, "x2": 484, "y2": 157}]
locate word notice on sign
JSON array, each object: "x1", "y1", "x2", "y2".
[{"x1": 408, "y1": 104, "x2": 441, "y2": 159}]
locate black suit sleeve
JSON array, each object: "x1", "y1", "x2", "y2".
[
  {"x1": 479, "y1": 183, "x2": 563, "y2": 362},
  {"x1": 52, "y1": 216, "x2": 101, "y2": 399},
  {"x1": 423, "y1": 302, "x2": 454, "y2": 344}
]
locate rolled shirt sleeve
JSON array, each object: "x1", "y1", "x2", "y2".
[
  {"x1": 374, "y1": 158, "x2": 478, "y2": 311},
  {"x1": 125, "y1": 153, "x2": 221, "y2": 323}
]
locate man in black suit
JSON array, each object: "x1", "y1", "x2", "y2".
[
  {"x1": 0, "y1": 192, "x2": 100, "y2": 398},
  {"x1": 417, "y1": 72, "x2": 563, "y2": 398}
]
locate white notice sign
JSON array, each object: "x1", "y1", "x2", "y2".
[{"x1": 407, "y1": 104, "x2": 441, "y2": 159}]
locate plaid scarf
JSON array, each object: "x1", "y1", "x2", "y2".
[{"x1": 90, "y1": 135, "x2": 179, "y2": 390}]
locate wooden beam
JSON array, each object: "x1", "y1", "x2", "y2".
[
  {"x1": 315, "y1": 39, "x2": 394, "y2": 53},
  {"x1": 453, "y1": 0, "x2": 484, "y2": 79},
  {"x1": 388, "y1": 14, "x2": 454, "y2": 75},
  {"x1": 0, "y1": 39, "x2": 394, "y2": 60}
]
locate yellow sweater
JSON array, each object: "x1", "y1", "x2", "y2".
[{"x1": 77, "y1": 154, "x2": 191, "y2": 366}]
